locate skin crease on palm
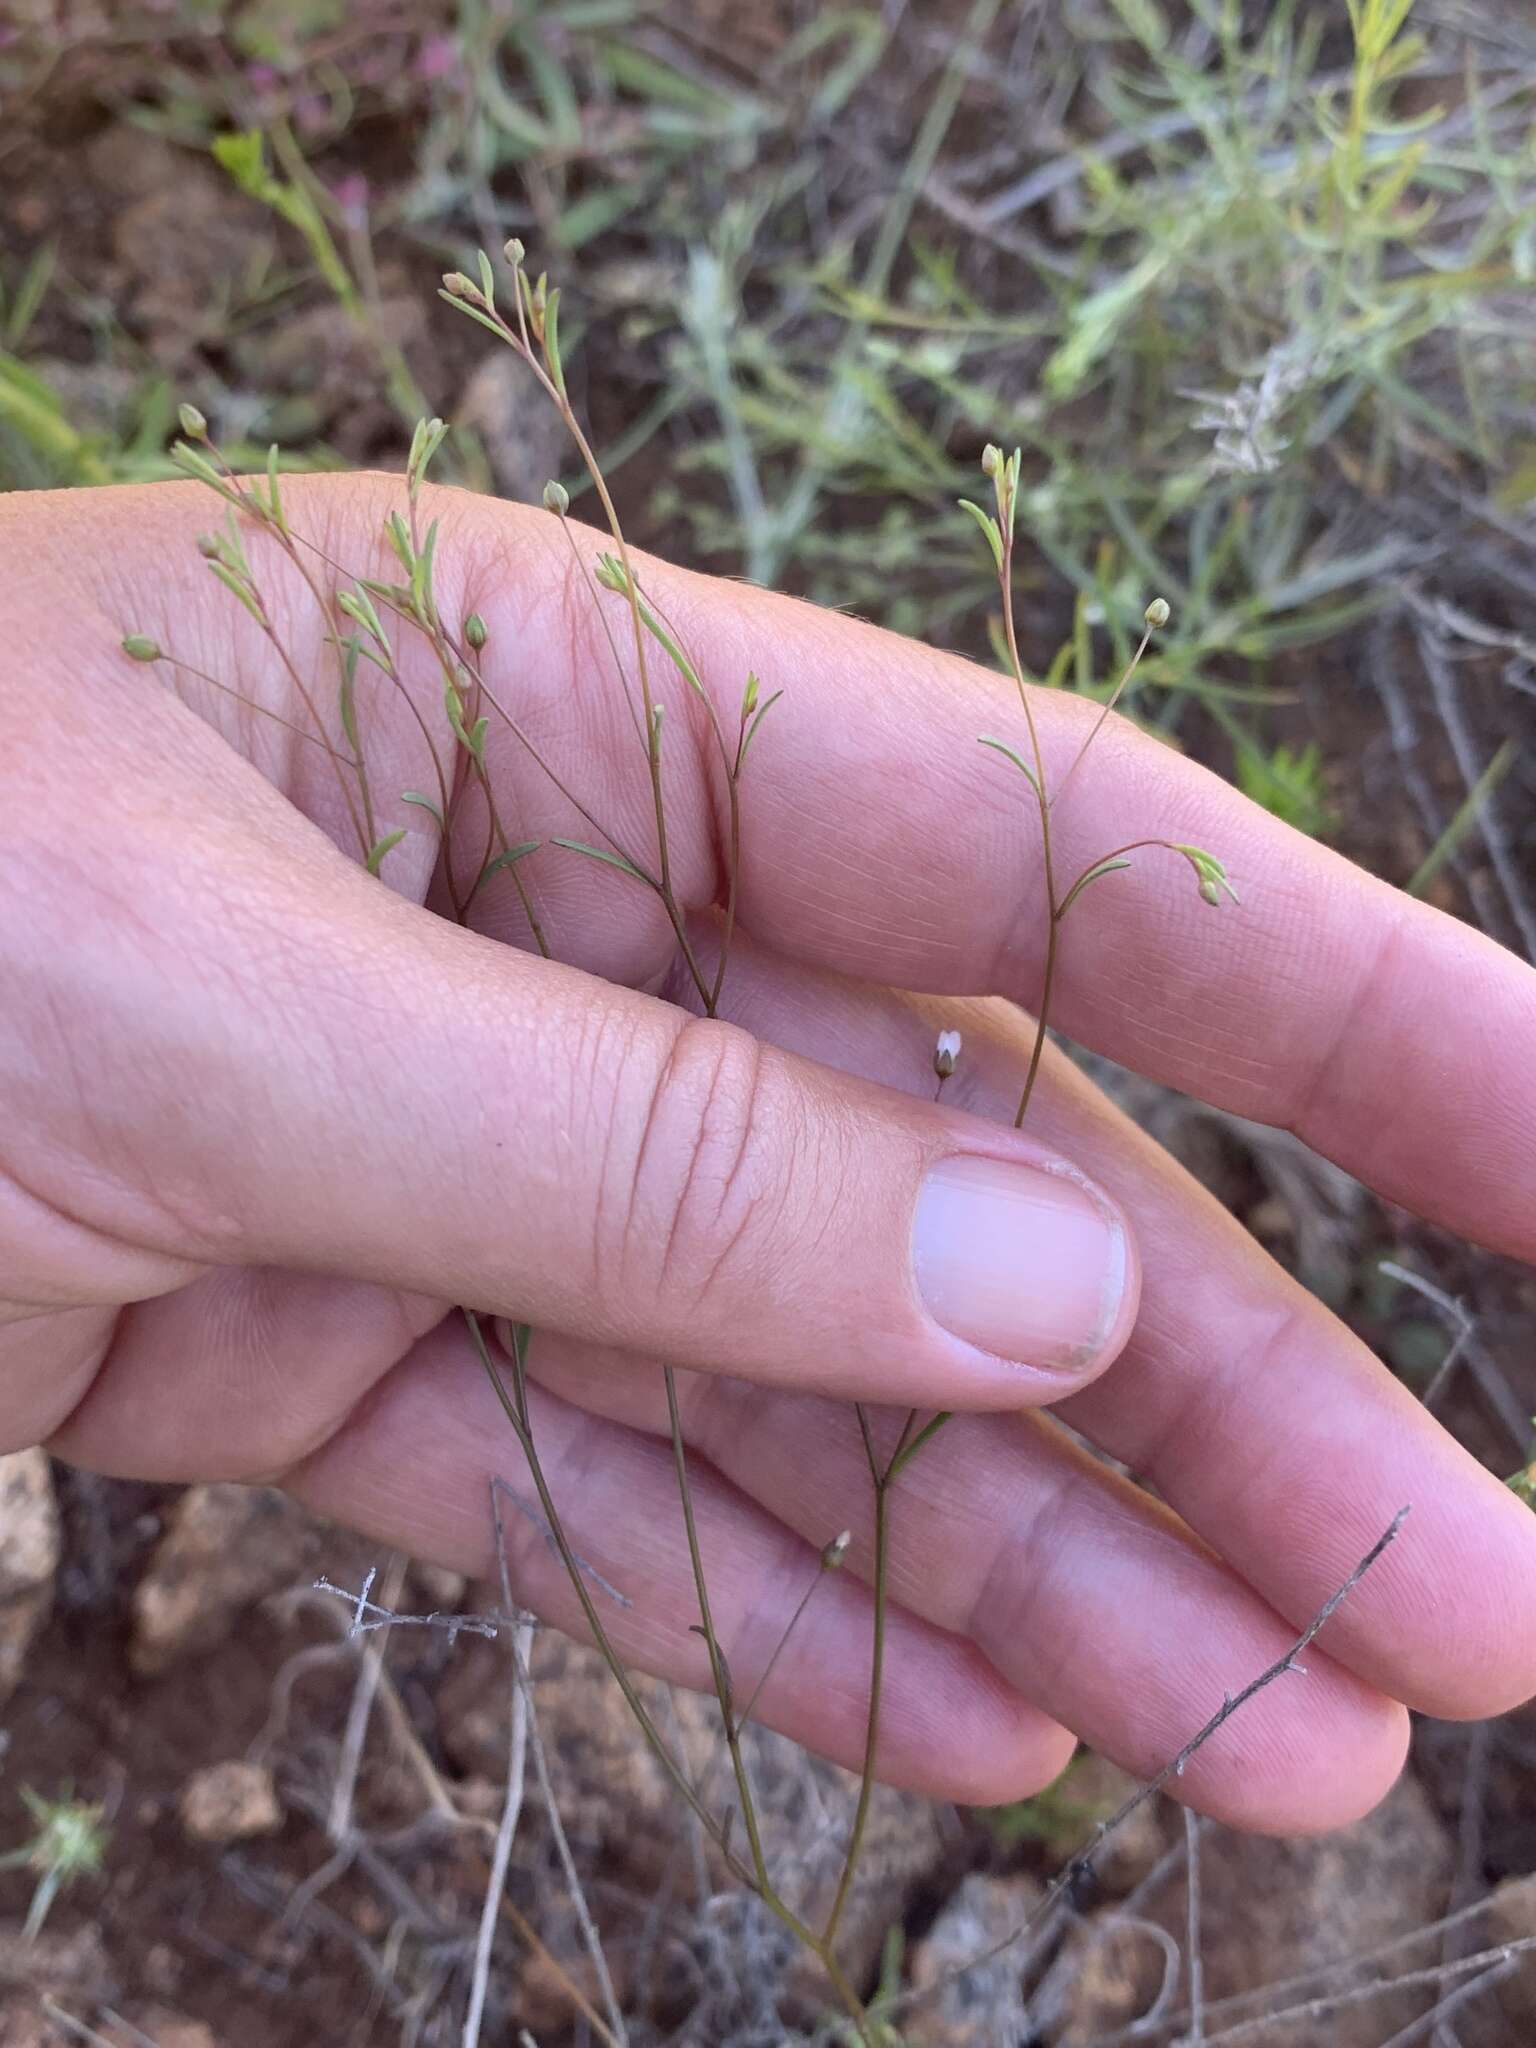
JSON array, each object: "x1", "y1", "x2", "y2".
[{"x1": 3, "y1": 473, "x2": 1536, "y2": 1838}]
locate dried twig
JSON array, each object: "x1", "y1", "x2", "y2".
[
  {"x1": 313, "y1": 1573, "x2": 501, "y2": 1644},
  {"x1": 1431, "y1": 1715, "x2": 1495, "y2": 2048},
  {"x1": 463, "y1": 1586, "x2": 534, "y2": 2048},
  {"x1": 891, "y1": 1508, "x2": 1411, "y2": 2025},
  {"x1": 328, "y1": 1553, "x2": 407, "y2": 1844},
  {"x1": 1183, "y1": 1810, "x2": 1205, "y2": 2047},
  {"x1": 492, "y1": 1480, "x2": 630, "y2": 2048}
]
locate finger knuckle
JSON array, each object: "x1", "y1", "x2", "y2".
[{"x1": 615, "y1": 1016, "x2": 780, "y2": 1321}]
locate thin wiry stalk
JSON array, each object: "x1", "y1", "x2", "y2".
[
  {"x1": 467, "y1": 1316, "x2": 875, "y2": 2041},
  {"x1": 662, "y1": 1363, "x2": 771, "y2": 1896},
  {"x1": 823, "y1": 1406, "x2": 890, "y2": 1950},
  {"x1": 444, "y1": 263, "x2": 717, "y2": 1011},
  {"x1": 191, "y1": 440, "x2": 379, "y2": 854},
  {"x1": 997, "y1": 521, "x2": 1059, "y2": 1130},
  {"x1": 466, "y1": 1315, "x2": 740, "y2": 1864},
  {"x1": 160, "y1": 654, "x2": 354, "y2": 757},
  {"x1": 255, "y1": 606, "x2": 370, "y2": 860}
]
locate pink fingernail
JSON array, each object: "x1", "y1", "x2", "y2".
[{"x1": 913, "y1": 1154, "x2": 1132, "y2": 1370}]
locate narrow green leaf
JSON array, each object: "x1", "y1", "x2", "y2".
[
  {"x1": 338, "y1": 637, "x2": 361, "y2": 754},
  {"x1": 210, "y1": 129, "x2": 267, "y2": 195},
  {"x1": 365, "y1": 828, "x2": 407, "y2": 876},
  {"x1": 636, "y1": 595, "x2": 707, "y2": 701},
  {"x1": 4, "y1": 236, "x2": 56, "y2": 349},
  {"x1": 444, "y1": 680, "x2": 486, "y2": 763},
  {"x1": 1406, "y1": 739, "x2": 1518, "y2": 900},
  {"x1": 385, "y1": 510, "x2": 414, "y2": 577},
  {"x1": 171, "y1": 439, "x2": 243, "y2": 506},
  {"x1": 472, "y1": 839, "x2": 542, "y2": 899},
  {"x1": 337, "y1": 586, "x2": 389, "y2": 653},
  {"x1": 977, "y1": 734, "x2": 1040, "y2": 795},
  {"x1": 551, "y1": 837, "x2": 652, "y2": 886},
  {"x1": 208, "y1": 561, "x2": 264, "y2": 624},
  {"x1": 436, "y1": 289, "x2": 508, "y2": 343},
  {"x1": 265, "y1": 442, "x2": 287, "y2": 533},
  {"x1": 1057, "y1": 857, "x2": 1133, "y2": 920},
  {"x1": 400, "y1": 790, "x2": 445, "y2": 830},
  {"x1": 416, "y1": 517, "x2": 440, "y2": 624},
  {"x1": 739, "y1": 688, "x2": 785, "y2": 768},
  {"x1": 957, "y1": 497, "x2": 1003, "y2": 572},
  {"x1": 544, "y1": 285, "x2": 565, "y2": 395},
  {"x1": 476, "y1": 248, "x2": 497, "y2": 308},
  {"x1": 359, "y1": 576, "x2": 416, "y2": 611}
]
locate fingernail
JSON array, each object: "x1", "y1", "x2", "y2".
[{"x1": 913, "y1": 1154, "x2": 1131, "y2": 1370}]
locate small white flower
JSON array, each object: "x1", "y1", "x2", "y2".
[{"x1": 933, "y1": 1029, "x2": 962, "y2": 1079}]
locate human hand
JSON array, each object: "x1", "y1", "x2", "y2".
[{"x1": 4, "y1": 474, "x2": 1533, "y2": 1829}]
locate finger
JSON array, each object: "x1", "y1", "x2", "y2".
[
  {"x1": 521, "y1": 1337, "x2": 1407, "y2": 1835},
  {"x1": 283, "y1": 1318, "x2": 1078, "y2": 1805},
  {"x1": 10, "y1": 669, "x2": 1140, "y2": 1413},
  {"x1": 43, "y1": 1269, "x2": 445, "y2": 1481},
  {"x1": 598, "y1": 529, "x2": 1536, "y2": 1260},
  {"x1": 16, "y1": 479, "x2": 1535, "y2": 1262},
  {"x1": 660, "y1": 926, "x2": 1536, "y2": 1723}
]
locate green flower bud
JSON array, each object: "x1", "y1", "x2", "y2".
[
  {"x1": 504, "y1": 237, "x2": 525, "y2": 267},
  {"x1": 595, "y1": 552, "x2": 630, "y2": 596},
  {"x1": 1144, "y1": 596, "x2": 1171, "y2": 629},
  {"x1": 542, "y1": 479, "x2": 570, "y2": 516},
  {"x1": 177, "y1": 404, "x2": 208, "y2": 440},
  {"x1": 981, "y1": 443, "x2": 1002, "y2": 478},
  {"x1": 121, "y1": 634, "x2": 162, "y2": 663},
  {"x1": 464, "y1": 612, "x2": 488, "y2": 650}
]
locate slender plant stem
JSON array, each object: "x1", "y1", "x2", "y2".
[
  {"x1": 824, "y1": 1430, "x2": 889, "y2": 1950},
  {"x1": 162, "y1": 656, "x2": 355, "y2": 757},
  {"x1": 662, "y1": 1363, "x2": 772, "y2": 1894},
  {"x1": 196, "y1": 447, "x2": 373, "y2": 856},
  {"x1": 471, "y1": 1321, "x2": 878, "y2": 2037},
  {"x1": 998, "y1": 527, "x2": 1060, "y2": 1129},
  {"x1": 258, "y1": 613, "x2": 370, "y2": 858},
  {"x1": 888, "y1": 1407, "x2": 952, "y2": 1484},
  {"x1": 1017, "y1": 912, "x2": 1059, "y2": 1128},
  {"x1": 466, "y1": 1316, "x2": 740, "y2": 1863}
]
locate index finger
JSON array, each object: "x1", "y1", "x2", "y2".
[{"x1": 488, "y1": 512, "x2": 1534, "y2": 1263}]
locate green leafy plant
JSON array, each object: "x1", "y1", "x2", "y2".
[
  {"x1": 1235, "y1": 739, "x2": 1334, "y2": 837},
  {"x1": 0, "y1": 1787, "x2": 109, "y2": 1940}
]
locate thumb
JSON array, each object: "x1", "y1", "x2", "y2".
[{"x1": 35, "y1": 801, "x2": 1139, "y2": 1411}]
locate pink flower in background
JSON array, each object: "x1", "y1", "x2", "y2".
[
  {"x1": 333, "y1": 175, "x2": 370, "y2": 232},
  {"x1": 415, "y1": 35, "x2": 459, "y2": 82}
]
